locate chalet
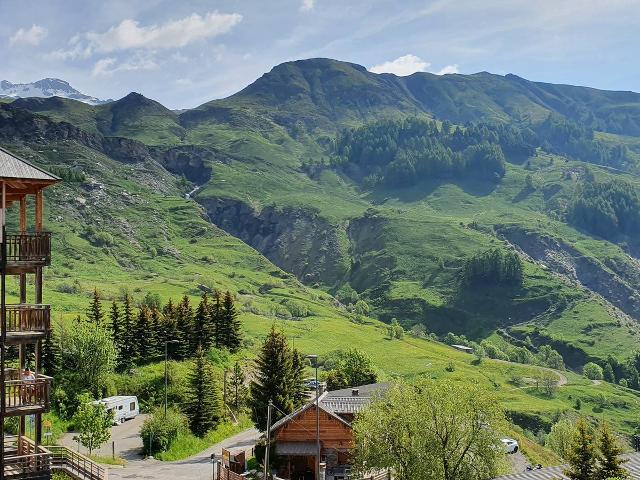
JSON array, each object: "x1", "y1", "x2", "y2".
[{"x1": 270, "y1": 383, "x2": 388, "y2": 480}]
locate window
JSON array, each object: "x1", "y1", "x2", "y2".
[
  {"x1": 130, "y1": 402, "x2": 136, "y2": 411},
  {"x1": 118, "y1": 405, "x2": 123, "y2": 410}
]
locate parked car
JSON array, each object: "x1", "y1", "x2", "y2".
[
  {"x1": 94, "y1": 395, "x2": 139, "y2": 425},
  {"x1": 304, "y1": 379, "x2": 320, "y2": 390},
  {"x1": 501, "y1": 438, "x2": 519, "y2": 454}
]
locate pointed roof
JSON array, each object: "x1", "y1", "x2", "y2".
[
  {"x1": 270, "y1": 392, "x2": 352, "y2": 433},
  {"x1": 0, "y1": 147, "x2": 60, "y2": 182}
]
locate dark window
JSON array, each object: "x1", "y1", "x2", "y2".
[{"x1": 130, "y1": 402, "x2": 136, "y2": 411}]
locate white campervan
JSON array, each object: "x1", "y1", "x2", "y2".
[{"x1": 95, "y1": 396, "x2": 139, "y2": 425}]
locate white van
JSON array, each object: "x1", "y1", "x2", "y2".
[{"x1": 95, "y1": 396, "x2": 139, "y2": 425}]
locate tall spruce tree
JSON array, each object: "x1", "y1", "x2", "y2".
[
  {"x1": 211, "y1": 290, "x2": 223, "y2": 348},
  {"x1": 41, "y1": 330, "x2": 60, "y2": 376},
  {"x1": 596, "y1": 421, "x2": 629, "y2": 480},
  {"x1": 148, "y1": 307, "x2": 163, "y2": 359},
  {"x1": 176, "y1": 295, "x2": 194, "y2": 359},
  {"x1": 118, "y1": 294, "x2": 135, "y2": 372},
  {"x1": 249, "y1": 326, "x2": 302, "y2": 431},
  {"x1": 135, "y1": 306, "x2": 152, "y2": 363},
  {"x1": 87, "y1": 288, "x2": 104, "y2": 325},
  {"x1": 109, "y1": 301, "x2": 122, "y2": 359},
  {"x1": 193, "y1": 294, "x2": 210, "y2": 349},
  {"x1": 291, "y1": 349, "x2": 308, "y2": 407},
  {"x1": 162, "y1": 299, "x2": 180, "y2": 350},
  {"x1": 564, "y1": 418, "x2": 597, "y2": 480},
  {"x1": 183, "y1": 346, "x2": 221, "y2": 437},
  {"x1": 221, "y1": 291, "x2": 242, "y2": 352},
  {"x1": 229, "y1": 361, "x2": 247, "y2": 410}
]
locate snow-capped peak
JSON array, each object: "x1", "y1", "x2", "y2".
[{"x1": 0, "y1": 78, "x2": 111, "y2": 105}]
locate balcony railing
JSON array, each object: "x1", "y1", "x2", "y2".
[
  {"x1": 4, "y1": 437, "x2": 52, "y2": 479},
  {"x1": 1, "y1": 232, "x2": 52, "y2": 267},
  {"x1": 5, "y1": 304, "x2": 51, "y2": 334},
  {"x1": 48, "y1": 445, "x2": 108, "y2": 480},
  {"x1": 4, "y1": 369, "x2": 53, "y2": 415}
]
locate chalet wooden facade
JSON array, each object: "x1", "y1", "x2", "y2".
[{"x1": 270, "y1": 383, "x2": 388, "y2": 480}]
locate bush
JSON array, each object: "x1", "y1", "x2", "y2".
[
  {"x1": 141, "y1": 408, "x2": 188, "y2": 456},
  {"x1": 282, "y1": 299, "x2": 310, "y2": 318},
  {"x1": 583, "y1": 362, "x2": 604, "y2": 380}
]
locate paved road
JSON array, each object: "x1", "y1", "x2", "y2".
[
  {"x1": 59, "y1": 414, "x2": 148, "y2": 460},
  {"x1": 108, "y1": 427, "x2": 259, "y2": 480}
]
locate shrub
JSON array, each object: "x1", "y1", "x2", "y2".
[
  {"x1": 141, "y1": 408, "x2": 188, "y2": 456},
  {"x1": 583, "y1": 362, "x2": 604, "y2": 380},
  {"x1": 282, "y1": 299, "x2": 310, "y2": 318}
]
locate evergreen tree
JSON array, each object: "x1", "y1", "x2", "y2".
[
  {"x1": 221, "y1": 291, "x2": 242, "y2": 352},
  {"x1": 291, "y1": 349, "x2": 308, "y2": 407},
  {"x1": 87, "y1": 288, "x2": 104, "y2": 325},
  {"x1": 162, "y1": 299, "x2": 180, "y2": 350},
  {"x1": 118, "y1": 294, "x2": 135, "y2": 372},
  {"x1": 211, "y1": 290, "x2": 223, "y2": 348},
  {"x1": 183, "y1": 346, "x2": 221, "y2": 437},
  {"x1": 176, "y1": 295, "x2": 194, "y2": 359},
  {"x1": 595, "y1": 421, "x2": 629, "y2": 480},
  {"x1": 192, "y1": 294, "x2": 210, "y2": 349},
  {"x1": 109, "y1": 301, "x2": 122, "y2": 359},
  {"x1": 249, "y1": 326, "x2": 301, "y2": 431},
  {"x1": 148, "y1": 307, "x2": 163, "y2": 359},
  {"x1": 41, "y1": 330, "x2": 60, "y2": 376},
  {"x1": 229, "y1": 362, "x2": 247, "y2": 411},
  {"x1": 603, "y1": 362, "x2": 616, "y2": 384},
  {"x1": 564, "y1": 418, "x2": 597, "y2": 480},
  {"x1": 135, "y1": 306, "x2": 152, "y2": 363}
]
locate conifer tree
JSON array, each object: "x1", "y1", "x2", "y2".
[
  {"x1": 109, "y1": 300, "x2": 122, "y2": 358},
  {"x1": 249, "y1": 326, "x2": 300, "y2": 431},
  {"x1": 41, "y1": 330, "x2": 60, "y2": 376},
  {"x1": 193, "y1": 294, "x2": 210, "y2": 349},
  {"x1": 221, "y1": 291, "x2": 242, "y2": 352},
  {"x1": 595, "y1": 421, "x2": 629, "y2": 480},
  {"x1": 183, "y1": 346, "x2": 221, "y2": 437},
  {"x1": 135, "y1": 306, "x2": 152, "y2": 363},
  {"x1": 229, "y1": 361, "x2": 247, "y2": 410},
  {"x1": 162, "y1": 299, "x2": 180, "y2": 350},
  {"x1": 118, "y1": 294, "x2": 135, "y2": 372},
  {"x1": 211, "y1": 290, "x2": 223, "y2": 348},
  {"x1": 87, "y1": 288, "x2": 104, "y2": 325},
  {"x1": 148, "y1": 307, "x2": 163, "y2": 358},
  {"x1": 176, "y1": 295, "x2": 194, "y2": 359},
  {"x1": 564, "y1": 418, "x2": 597, "y2": 480},
  {"x1": 291, "y1": 349, "x2": 308, "y2": 408}
]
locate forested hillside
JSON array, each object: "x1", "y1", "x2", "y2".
[{"x1": 3, "y1": 57, "x2": 640, "y2": 379}]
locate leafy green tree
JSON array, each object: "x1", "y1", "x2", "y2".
[
  {"x1": 58, "y1": 322, "x2": 116, "y2": 397},
  {"x1": 87, "y1": 288, "x2": 104, "y2": 325},
  {"x1": 546, "y1": 418, "x2": 577, "y2": 460},
  {"x1": 564, "y1": 418, "x2": 597, "y2": 480},
  {"x1": 603, "y1": 363, "x2": 616, "y2": 383},
  {"x1": 72, "y1": 394, "x2": 113, "y2": 455},
  {"x1": 183, "y1": 347, "x2": 221, "y2": 437},
  {"x1": 249, "y1": 326, "x2": 303, "y2": 431},
  {"x1": 595, "y1": 421, "x2": 629, "y2": 480},
  {"x1": 352, "y1": 379, "x2": 506, "y2": 480},
  {"x1": 584, "y1": 362, "x2": 604, "y2": 380},
  {"x1": 141, "y1": 407, "x2": 187, "y2": 456},
  {"x1": 326, "y1": 349, "x2": 378, "y2": 390}
]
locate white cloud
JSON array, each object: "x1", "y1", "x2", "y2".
[
  {"x1": 9, "y1": 25, "x2": 48, "y2": 46},
  {"x1": 92, "y1": 54, "x2": 158, "y2": 77},
  {"x1": 370, "y1": 54, "x2": 430, "y2": 76},
  {"x1": 300, "y1": 0, "x2": 315, "y2": 12},
  {"x1": 436, "y1": 64, "x2": 459, "y2": 75},
  {"x1": 86, "y1": 11, "x2": 242, "y2": 52},
  {"x1": 370, "y1": 54, "x2": 460, "y2": 76}
]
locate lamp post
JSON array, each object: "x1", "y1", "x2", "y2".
[
  {"x1": 165, "y1": 340, "x2": 179, "y2": 418},
  {"x1": 306, "y1": 354, "x2": 320, "y2": 480}
]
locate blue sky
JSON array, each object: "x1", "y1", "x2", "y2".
[{"x1": 1, "y1": 0, "x2": 639, "y2": 109}]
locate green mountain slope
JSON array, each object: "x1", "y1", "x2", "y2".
[{"x1": 5, "y1": 58, "x2": 640, "y2": 372}]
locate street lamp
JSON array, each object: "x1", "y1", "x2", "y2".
[
  {"x1": 165, "y1": 340, "x2": 179, "y2": 418},
  {"x1": 306, "y1": 354, "x2": 320, "y2": 480}
]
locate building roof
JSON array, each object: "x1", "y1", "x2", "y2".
[
  {"x1": 275, "y1": 442, "x2": 317, "y2": 456},
  {"x1": 270, "y1": 392, "x2": 353, "y2": 433},
  {"x1": 0, "y1": 146, "x2": 60, "y2": 182},
  {"x1": 493, "y1": 452, "x2": 640, "y2": 479}
]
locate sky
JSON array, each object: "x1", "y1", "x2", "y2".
[{"x1": 1, "y1": 0, "x2": 639, "y2": 109}]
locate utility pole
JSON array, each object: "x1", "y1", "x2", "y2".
[
  {"x1": 306, "y1": 354, "x2": 320, "y2": 480},
  {"x1": 234, "y1": 362, "x2": 239, "y2": 410},
  {"x1": 264, "y1": 400, "x2": 273, "y2": 480},
  {"x1": 223, "y1": 369, "x2": 228, "y2": 408}
]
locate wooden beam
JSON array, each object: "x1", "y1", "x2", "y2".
[{"x1": 35, "y1": 189, "x2": 43, "y2": 232}]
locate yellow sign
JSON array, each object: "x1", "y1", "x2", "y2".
[{"x1": 43, "y1": 420, "x2": 52, "y2": 429}]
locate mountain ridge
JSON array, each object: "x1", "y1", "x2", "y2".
[{"x1": 0, "y1": 77, "x2": 111, "y2": 105}]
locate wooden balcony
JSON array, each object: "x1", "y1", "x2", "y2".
[
  {"x1": 2, "y1": 232, "x2": 52, "y2": 274},
  {"x1": 3, "y1": 369, "x2": 53, "y2": 416},
  {"x1": 4, "y1": 437, "x2": 52, "y2": 480},
  {"x1": 4, "y1": 304, "x2": 51, "y2": 344}
]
